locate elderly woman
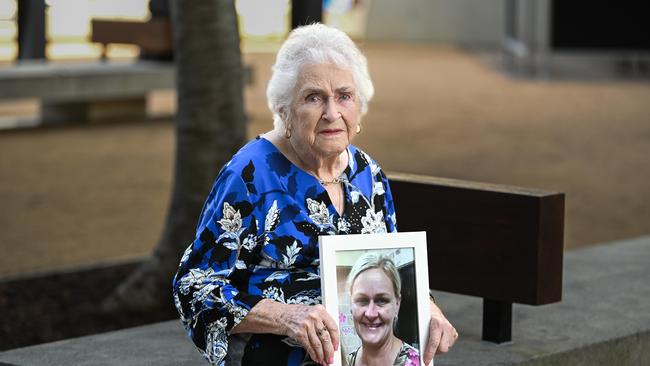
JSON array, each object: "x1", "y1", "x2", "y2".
[
  {"x1": 345, "y1": 254, "x2": 418, "y2": 366},
  {"x1": 172, "y1": 24, "x2": 457, "y2": 366}
]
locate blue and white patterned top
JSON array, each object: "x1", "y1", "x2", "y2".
[{"x1": 172, "y1": 136, "x2": 396, "y2": 365}]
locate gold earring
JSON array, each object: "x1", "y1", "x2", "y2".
[
  {"x1": 285, "y1": 127, "x2": 292, "y2": 139},
  {"x1": 356, "y1": 123, "x2": 362, "y2": 134}
]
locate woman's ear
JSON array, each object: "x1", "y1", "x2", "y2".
[{"x1": 279, "y1": 107, "x2": 288, "y2": 124}]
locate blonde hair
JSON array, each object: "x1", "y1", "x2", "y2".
[{"x1": 346, "y1": 253, "x2": 401, "y2": 298}]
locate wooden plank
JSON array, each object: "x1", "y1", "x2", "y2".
[
  {"x1": 91, "y1": 19, "x2": 173, "y2": 54},
  {"x1": 388, "y1": 172, "x2": 564, "y2": 305}
]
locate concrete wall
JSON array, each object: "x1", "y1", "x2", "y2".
[{"x1": 365, "y1": 0, "x2": 504, "y2": 47}]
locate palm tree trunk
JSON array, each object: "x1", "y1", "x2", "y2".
[{"x1": 103, "y1": 0, "x2": 246, "y2": 312}]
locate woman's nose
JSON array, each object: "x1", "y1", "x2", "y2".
[
  {"x1": 321, "y1": 99, "x2": 341, "y2": 122},
  {"x1": 364, "y1": 302, "x2": 379, "y2": 318}
]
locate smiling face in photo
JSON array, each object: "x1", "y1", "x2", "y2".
[{"x1": 350, "y1": 268, "x2": 401, "y2": 347}]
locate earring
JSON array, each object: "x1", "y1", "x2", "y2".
[
  {"x1": 356, "y1": 123, "x2": 362, "y2": 134},
  {"x1": 285, "y1": 127, "x2": 292, "y2": 139}
]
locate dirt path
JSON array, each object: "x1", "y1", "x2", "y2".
[{"x1": 2, "y1": 44, "x2": 649, "y2": 277}]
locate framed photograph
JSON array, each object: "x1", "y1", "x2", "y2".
[{"x1": 319, "y1": 231, "x2": 431, "y2": 366}]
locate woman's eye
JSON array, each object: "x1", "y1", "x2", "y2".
[
  {"x1": 339, "y1": 93, "x2": 352, "y2": 101},
  {"x1": 355, "y1": 299, "x2": 369, "y2": 306},
  {"x1": 306, "y1": 94, "x2": 321, "y2": 103}
]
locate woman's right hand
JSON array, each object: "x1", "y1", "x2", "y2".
[
  {"x1": 232, "y1": 300, "x2": 340, "y2": 365},
  {"x1": 279, "y1": 304, "x2": 340, "y2": 365}
]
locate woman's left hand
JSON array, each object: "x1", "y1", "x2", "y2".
[{"x1": 422, "y1": 300, "x2": 458, "y2": 364}]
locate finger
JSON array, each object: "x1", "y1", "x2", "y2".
[
  {"x1": 307, "y1": 326, "x2": 325, "y2": 364},
  {"x1": 437, "y1": 327, "x2": 458, "y2": 355},
  {"x1": 297, "y1": 318, "x2": 321, "y2": 364},
  {"x1": 423, "y1": 326, "x2": 442, "y2": 364},
  {"x1": 319, "y1": 327, "x2": 335, "y2": 364},
  {"x1": 299, "y1": 329, "x2": 319, "y2": 365},
  {"x1": 436, "y1": 329, "x2": 452, "y2": 354},
  {"x1": 321, "y1": 313, "x2": 340, "y2": 351},
  {"x1": 301, "y1": 335, "x2": 319, "y2": 364}
]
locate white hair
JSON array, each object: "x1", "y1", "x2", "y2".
[{"x1": 266, "y1": 23, "x2": 374, "y2": 131}]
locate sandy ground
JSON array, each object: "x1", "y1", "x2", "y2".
[{"x1": 1, "y1": 44, "x2": 649, "y2": 277}]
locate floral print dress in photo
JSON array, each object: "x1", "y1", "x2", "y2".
[
  {"x1": 172, "y1": 137, "x2": 397, "y2": 366},
  {"x1": 346, "y1": 342, "x2": 421, "y2": 366}
]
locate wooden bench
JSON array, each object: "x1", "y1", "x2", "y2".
[
  {"x1": 91, "y1": 18, "x2": 173, "y2": 60},
  {"x1": 388, "y1": 172, "x2": 565, "y2": 343}
]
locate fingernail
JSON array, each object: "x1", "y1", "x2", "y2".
[{"x1": 329, "y1": 357, "x2": 334, "y2": 364}]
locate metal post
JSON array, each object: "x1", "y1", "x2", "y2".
[
  {"x1": 482, "y1": 298, "x2": 512, "y2": 344},
  {"x1": 17, "y1": 0, "x2": 46, "y2": 60},
  {"x1": 291, "y1": 0, "x2": 322, "y2": 29}
]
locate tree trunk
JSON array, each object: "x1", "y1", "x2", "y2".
[{"x1": 103, "y1": 0, "x2": 246, "y2": 313}]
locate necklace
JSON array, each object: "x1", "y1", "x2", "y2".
[
  {"x1": 305, "y1": 153, "x2": 345, "y2": 186},
  {"x1": 317, "y1": 176, "x2": 342, "y2": 186},
  {"x1": 281, "y1": 134, "x2": 346, "y2": 186}
]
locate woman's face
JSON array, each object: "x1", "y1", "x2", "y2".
[
  {"x1": 286, "y1": 63, "x2": 360, "y2": 160},
  {"x1": 350, "y1": 268, "x2": 400, "y2": 347}
]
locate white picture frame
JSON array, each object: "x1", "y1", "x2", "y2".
[{"x1": 319, "y1": 231, "x2": 431, "y2": 366}]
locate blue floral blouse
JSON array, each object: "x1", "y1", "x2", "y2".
[{"x1": 172, "y1": 136, "x2": 397, "y2": 365}]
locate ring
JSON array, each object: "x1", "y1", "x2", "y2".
[{"x1": 316, "y1": 326, "x2": 328, "y2": 337}]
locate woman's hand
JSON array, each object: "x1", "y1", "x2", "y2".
[
  {"x1": 232, "y1": 300, "x2": 339, "y2": 364},
  {"x1": 423, "y1": 300, "x2": 458, "y2": 364},
  {"x1": 279, "y1": 304, "x2": 340, "y2": 365}
]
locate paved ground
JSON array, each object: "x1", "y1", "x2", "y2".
[{"x1": 1, "y1": 44, "x2": 649, "y2": 277}]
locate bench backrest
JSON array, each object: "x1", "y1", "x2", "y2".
[
  {"x1": 91, "y1": 19, "x2": 173, "y2": 55},
  {"x1": 388, "y1": 172, "x2": 564, "y2": 306}
]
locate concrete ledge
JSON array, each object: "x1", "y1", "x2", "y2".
[
  {"x1": 0, "y1": 321, "x2": 204, "y2": 366},
  {"x1": 0, "y1": 61, "x2": 175, "y2": 102},
  {"x1": 1, "y1": 236, "x2": 649, "y2": 365},
  {"x1": 0, "y1": 60, "x2": 174, "y2": 124}
]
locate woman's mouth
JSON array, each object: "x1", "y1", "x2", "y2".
[
  {"x1": 319, "y1": 129, "x2": 343, "y2": 136},
  {"x1": 362, "y1": 322, "x2": 384, "y2": 330}
]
